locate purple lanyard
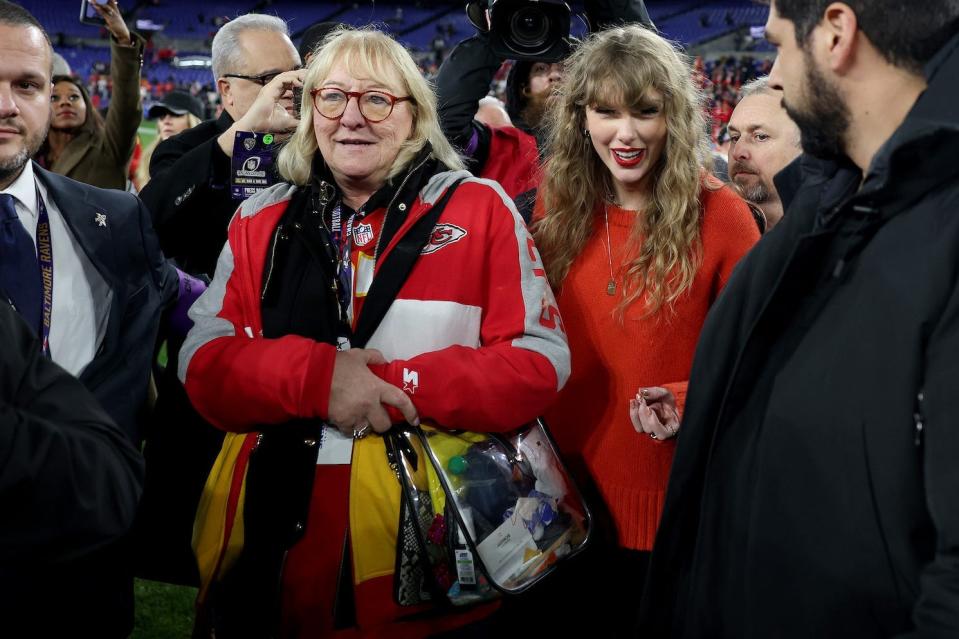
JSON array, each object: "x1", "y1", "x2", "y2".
[
  {"x1": 34, "y1": 184, "x2": 53, "y2": 357},
  {"x1": 330, "y1": 202, "x2": 362, "y2": 327}
]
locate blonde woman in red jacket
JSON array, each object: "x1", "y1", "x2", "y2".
[
  {"x1": 180, "y1": 27, "x2": 569, "y2": 638},
  {"x1": 531, "y1": 24, "x2": 759, "y2": 635}
]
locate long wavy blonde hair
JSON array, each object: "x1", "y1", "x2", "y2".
[
  {"x1": 277, "y1": 27, "x2": 463, "y2": 186},
  {"x1": 534, "y1": 25, "x2": 712, "y2": 316}
]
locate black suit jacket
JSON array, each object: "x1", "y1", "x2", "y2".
[
  {"x1": 0, "y1": 303, "x2": 145, "y2": 637},
  {"x1": 140, "y1": 111, "x2": 237, "y2": 277},
  {"x1": 36, "y1": 164, "x2": 177, "y2": 443}
]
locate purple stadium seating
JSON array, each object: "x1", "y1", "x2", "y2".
[
  {"x1": 656, "y1": 1, "x2": 769, "y2": 46},
  {"x1": 25, "y1": 0, "x2": 774, "y2": 105}
]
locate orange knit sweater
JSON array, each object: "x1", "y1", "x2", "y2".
[{"x1": 543, "y1": 183, "x2": 759, "y2": 551}]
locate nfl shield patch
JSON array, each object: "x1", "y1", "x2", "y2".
[{"x1": 353, "y1": 222, "x2": 374, "y2": 246}]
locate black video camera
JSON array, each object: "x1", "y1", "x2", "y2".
[{"x1": 468, "y1": 0, "x2": 572, "y2": 62}]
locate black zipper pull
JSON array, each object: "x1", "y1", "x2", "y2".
[
  {"x1": 913, "y1": 390, "x2": 925, "y2": 447},
  {"x1": 261, "y1": 223, "x2": 286, "y2": 301}
]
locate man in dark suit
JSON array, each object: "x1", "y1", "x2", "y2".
[
  {"x1": 1, "y1": 4, "x2": 176, "y2": 444},
  {"x1": 0, "y1": 3, "x2": 176, "y2": 633},
  {"x1": 140, "y1": 13, "x2": 303, "y2": 277}
]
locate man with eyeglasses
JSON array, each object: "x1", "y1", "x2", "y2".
[
  {"x1": 140, "y1": 13, "x2": 303, "y2": 278},
  {"x1": 134, "y1": 13, "x2": 303, "y2": 587}
]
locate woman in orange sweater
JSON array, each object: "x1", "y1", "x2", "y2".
[{"x1": 532, "y1": 25, "x2": 759, "y2": 634}]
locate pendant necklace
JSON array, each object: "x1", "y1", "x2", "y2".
[{"x1": 604, "y1": 204, "x2": 616, "y2": 296}]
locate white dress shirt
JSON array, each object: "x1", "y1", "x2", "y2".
[{"x1": 2, "y1": 162, "x2": 111, "y2": 376}]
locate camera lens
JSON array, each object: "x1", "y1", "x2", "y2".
[
  {"x1": 509, "y1": 7, "x2": 550, "y2": 49},
  {"x1": 489, "y1": 0, "x2": 571, "y2": 61}
]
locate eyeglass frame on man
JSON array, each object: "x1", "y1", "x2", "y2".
[
  {"x1": 310, "y1": 87, "x2": 413, "y2": 123},
  {"x1": 222, "y1": 67, "x2": 301, "y2": 86}
]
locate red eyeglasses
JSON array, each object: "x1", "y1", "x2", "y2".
[{"x1": 311, "y1": 87, "x2": 412, "y2": 123}]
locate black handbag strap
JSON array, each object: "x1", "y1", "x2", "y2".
[{"x1": 352, "y1": 177, "x2": 465, "y2": 347}]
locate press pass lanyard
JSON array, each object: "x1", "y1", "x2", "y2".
[
  {"x1": 35, "y1": 183, "x2": 53, "y2": 357},
  {"x1": 330, "y1": 201, "x2": 363, "y2": 329}
]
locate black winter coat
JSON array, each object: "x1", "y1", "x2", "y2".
[
  {"x1": 0, "y1": 304, "x2": 144, "y2": 637},
  {"x1": 140, "y1": 111, "x2": 236, "y2": 278},
  {"x1": 639, "y1": 30, "x2": 959, "y2": 639}
]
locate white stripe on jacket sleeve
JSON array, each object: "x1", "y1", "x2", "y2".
[{"x1": 464, "y1": 176, "x2": 571, "y2": 390}]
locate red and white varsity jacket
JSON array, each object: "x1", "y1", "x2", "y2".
[{"x1": 179, "y1": 168, "x2": 570, "y2": 435}]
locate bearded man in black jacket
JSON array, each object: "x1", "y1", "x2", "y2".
[{"x1": 636, "y1": 1, "x2": 959, "y2": 637}]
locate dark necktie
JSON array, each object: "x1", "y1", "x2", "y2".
[{"x1": 0, "y1": 193, "x2": 42, "y2": 333}]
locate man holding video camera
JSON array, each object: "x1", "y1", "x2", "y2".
[{"x1": 436, "y1": 0, "x2": 653, "y2": 221}]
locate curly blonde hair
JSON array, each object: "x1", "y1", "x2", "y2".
[
  {"x1": 534, "y1": 25, "x2": 712, "y2": 316},
  {"x1": 277, "y1": 26, "x2": 463, "y2": 186}
]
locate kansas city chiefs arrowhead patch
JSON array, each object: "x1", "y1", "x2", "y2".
[{"x1": 421, "y1": 223, "x2": 467, "y2": 255}]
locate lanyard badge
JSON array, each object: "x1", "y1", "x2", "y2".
[
  {"x1": 35, "y1": 184, "x2": 54, "y2": 357},
  {"x1": 231, "y1": 131, "x2": 278, "y2": 200},
  {"x1": 330, "y1": 202, "x2": 358, "y2": 348}
]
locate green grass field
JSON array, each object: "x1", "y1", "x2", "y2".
[
  {"x1": 138, "y1": 119, "x2": 158, "y2": 149},
  {"x1": 132, "y1": 579, "x2": 197, "y2": 639}
]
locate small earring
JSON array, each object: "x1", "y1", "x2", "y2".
[{"x1": 583, "y1": 129, "x2": 590, "y2": 138}]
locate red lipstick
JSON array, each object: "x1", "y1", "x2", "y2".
[{"x1": 611, "y1": 148, "x2": 645, "y2": 167}]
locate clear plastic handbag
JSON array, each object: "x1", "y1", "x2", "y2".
[{"x1": 386, "y1": 419, "x2": 591, "y2": 607}]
